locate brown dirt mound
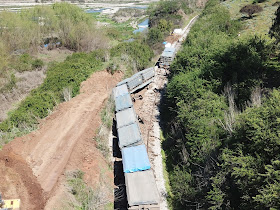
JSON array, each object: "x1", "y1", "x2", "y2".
[
  {"x1": 0, "y1": 151, "x2": 46, "y2": 210},
  {"x1": 0, "y1": 70, "x2": 123, "y2": 209}
]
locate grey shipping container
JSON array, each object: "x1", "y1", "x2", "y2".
[
  {"x1": 117, "y1": 78, "x2": 130, "y2": 87},
  {"x1": 116, "y1": 107, "x2": 137, "y2": 129},
  {"x1": 114, "y1": 84, "x2": 129, "y2": 98},
  {"x1": 142, "y1": 67, "x2": 155, "y2": 81},
  {"x1": 115, "y1": 93, "x2": 133, "y2": 112},
  {"x1": 125, "y1": 170, "x2": 160, "y2": 206},
  {"x1": 127, "y1": 74, "x2": 143, "y2": 90},
  {"x1": 118, "y1": 122, "x2": 142, "y2": 148}
]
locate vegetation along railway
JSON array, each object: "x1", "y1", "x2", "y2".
[{"x1": 112, "y1": 15, "x2": 198, "y2": 209}]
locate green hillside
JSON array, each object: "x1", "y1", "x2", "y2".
[{"x1": 162, "y1": 0, "x2": 280, "y2": 209}]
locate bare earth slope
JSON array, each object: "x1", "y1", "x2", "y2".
[{"x1": 0, "y1": 70, "x2": 122, "y2": 209}]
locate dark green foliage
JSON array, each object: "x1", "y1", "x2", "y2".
[
  {"x1": 253, "y1": 0, "x2": 267, "y2": 3},
  {"x1": 240, "y1": 4, "x2": 263, "y2": 18},
  {"x1": 147, "y1": 0, "x2": 189, "y2": 46},
  {"x1": 0, "y1": 51, "x2": 103, "y2": 132},
  {"x1": 270, "y1": 5, "x2": 280, "y2": 44},
  {"x1": 147, "y1": 28, "x2": 164, "y2": 45},
  {"x1": 13, "y1": 53, "x2": 44, "y2": 72},
  {"x1": 148, "y1": 0, "x2": 181, "y2": 28},
  {"x1": 162, "y1": 0, "x2": 280, "y2": 209},
  {"x1": 110, "y1": 41, "x2": 154, "y2": 71}
]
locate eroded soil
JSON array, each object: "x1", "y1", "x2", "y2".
[{"x1": 0, "y1": 70, "x2": 122, "y2": 209}]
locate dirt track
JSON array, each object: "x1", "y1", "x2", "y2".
[{"x1": 0, "y1": 70, "x2": 122, "y2": 209}]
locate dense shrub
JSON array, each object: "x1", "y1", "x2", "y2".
[
  {"x1": 147, "y1": 28, "x2": 164, "y2": 45},
  {"x1": 240, "y1": 4, "x2": 263, "y2": 18},
  {"x1": 0, "y1": 3, "x2": 109, "y2": 53},
  {"x1": 110, "y1": 41, "x2": 154, "y2": 71},
  {"x1": 12, "y1": 53, "x2": 44, "y2": 72},
  {"x1": 270, "y1": 5, "x2": 280, "y2": 43},
  {"x1": 162, "y1": 0, "x2": 280, "y2": 209},
  {"x1": 0, "y1": 51, "x2": 103, "y2": 131}
]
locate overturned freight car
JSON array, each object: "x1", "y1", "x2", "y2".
[{"x1": 117, "y1": 67, "x2": 155, "y2": 93}]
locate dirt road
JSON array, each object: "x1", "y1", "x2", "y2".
[{"x1": 0, "y1": 70, "x2": 122, "y2": 209}]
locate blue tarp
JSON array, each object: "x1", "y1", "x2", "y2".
[
  {"x1": 122, "y1": 144, "x2": 151, "y2": 173},
  {"x1": 115, "y1": 93, "x2": 133, "y2": 112}
]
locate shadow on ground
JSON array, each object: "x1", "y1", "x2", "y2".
[{"x1": 113, "y1": 119, "x2": 128, "y2": 210}]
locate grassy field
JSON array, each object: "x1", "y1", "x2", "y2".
[{"x1": 222, "y1": 0, "x2": 278, "y2": 38}]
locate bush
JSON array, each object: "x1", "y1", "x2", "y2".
[
  {"x1": 32, "y1": 59, "x2": 44, "y2": 69},
  {"x1": 147, "y1": 28, "x2": 164, "y2": 45},
  {"x1": 240, "y1": 4, "x2": 263, "y2": 18},
  {"x1": 110, "y1": 41, "x2": 154, "y2": 71},
  {"x1": 0, "y1": 50, "x2": 103, "y2": 132},
  {"x1": 13, "y1": 53, "x2": 44, "y2": 72}
]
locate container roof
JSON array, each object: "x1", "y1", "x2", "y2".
[
  {"x1": 114, "y1": 84, "x2": 129, "y2": 98},
  {"x1": 114, "y1": 93, "x2": 133, "y2": 112},
  {"x1": 116, "y1": 107, "x2": 137, "y2": 129},
  {"x1": 125, "y1": 170, "x2": 160, "y2": 206},
  {"x1": 118, "y1": 123, "x2": 142, "y2": 149},
  {"x1": 122, "y1": 144, "x2": 150, "y2": 173}
]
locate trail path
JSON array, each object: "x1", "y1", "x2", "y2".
[{"x1": 0, "y1": 70, "x2": 122, "y2": 209}]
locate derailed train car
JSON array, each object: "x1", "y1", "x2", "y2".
[
  {"x1": 113, "y1": 67, "x2": 160, "y2": 209},
  {"x1": 117, "y1": 67, "x2": 155, "y2": 93}
]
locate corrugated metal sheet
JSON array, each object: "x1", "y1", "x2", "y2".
[
  {"x1": 125, "y1": 170, "x2": 160, "y2": 206},
  {"x1": 114, "y1": 84, "x2": 129, "y2": 98},
  {"x1": 122, "y1": 144, "x2": 150, "y2": 173},
  {"x1": 115, "y1": 93, "x2": 133, "y2": 112},
  {"x1": 142, "y1": 67, "x2": 155, "y2": 81},
  {"x1": 117, "y1": 78, "x2": 130, "y2": 87},
  {"x1": 118, "y1": 123, "x2": 142, "y2": 148},
  {"x1": 116, "y1": 107, "x2": 137, "y2": 129},
  {"x1": 127, "y1": 74, "x2": 143, "y2": 90}
]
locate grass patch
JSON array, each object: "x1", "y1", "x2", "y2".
[
  {"x1": 95, "y1": 95, "x2": 115, "y2": 161},
  {"x1": 0, "y1": 50, "x2": 105, "y2": 146},
  {"x1": 222, "y1": 0, "x2": 278, "y2": 37},
  {"x1": 67, "y1": 169, "x2": 112, "y2": 210},
  {"x1": 89, "y1": 13, "x2": 134, "y2": 41},
  {"x1": 160, "y1": 129, "x2": 174, "y2": 210}
]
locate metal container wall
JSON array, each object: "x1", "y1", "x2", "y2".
[
  {"x1": 117, "y1": 78, "x2": 130, "y2": 87},
  {"x1": 142, "y1": 67, "x2": 155, "y2": 81},
  {"x1": 118, "y1": 123, "x2": 142, "y2": 148},
  {"x1": 114, "y1": 84, "x2": 129, "y2": 98},
  {"x1": 115, "y1": 93, "x2": 133, "y2": 112},
  {"x1": 116, "y1": 107, "x2": 137, "y2": 129},
  {"x1": 125, "y1": 170, "x2": 160, "y2": 206},
  {"x1": 127, "y1": 74, "x2": 143, "y2": 90}
]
